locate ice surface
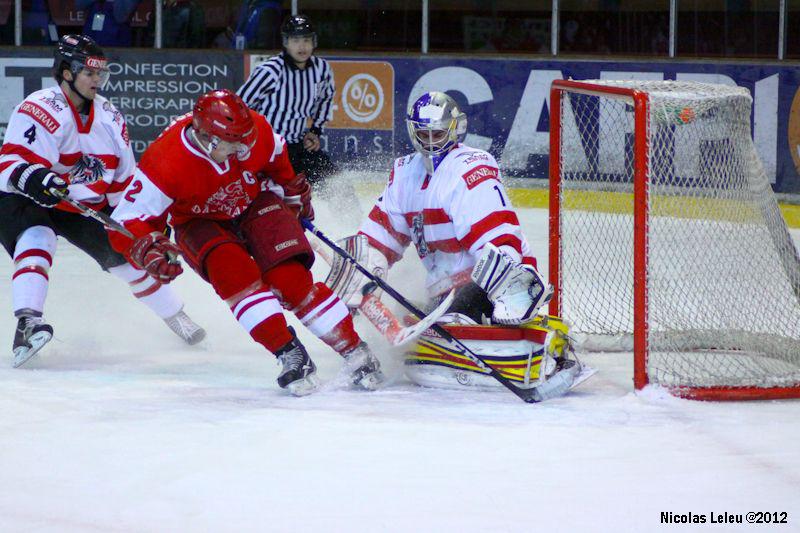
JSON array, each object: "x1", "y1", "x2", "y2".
[{"x1": 0, "y1": 175, "x2": 798, "y2": 532}]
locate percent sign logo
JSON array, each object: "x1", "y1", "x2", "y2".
[{"x1": 342, "y1": 73, "x2": 384, "y2": 123}]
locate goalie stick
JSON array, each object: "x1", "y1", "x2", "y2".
[
  {"x1": 309, "y1": 236, "x2": 453, "y2": 346},
  {"x1": 302, "y1": 219, "x2": 551, "y2": 403}
]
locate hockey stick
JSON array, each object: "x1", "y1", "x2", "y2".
[
  {"x1": 309, "y1": 236, "x2": 453, "y2": 346},
  {"x1": 302, "y1": 219, "x2": 543, "y2": 403},
  {"x1": 50, "y1": 189, "x2": 180, "y2": 264},
  {"x1": 49, "y1": 188, "x2": 134, "y2": 238}
]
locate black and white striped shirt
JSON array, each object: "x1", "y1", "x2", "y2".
[{"x1": 237, "y1": 53, "x2": 335, "y2": 144}]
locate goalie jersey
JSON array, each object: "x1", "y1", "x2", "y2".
[
  {"x1": 0, "y1": 86, "x2": 135, "y2": 210},
  {"x1": 359, "y1": 144, "x2": 538, "y2": 296}
]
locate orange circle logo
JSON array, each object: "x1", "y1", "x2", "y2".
[
  {"x1": 788, "y1": 88, "x2": 800, "y2": 173},
  {"x1": 341, "y1": 74, "x2": 384, "y2": 123}
]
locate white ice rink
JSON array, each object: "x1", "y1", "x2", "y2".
[{"x1": 0, "y1": 182, "x2": 798, "y2": 532}]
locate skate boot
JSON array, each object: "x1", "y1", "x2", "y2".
[
  {"x1": 13, "y1": 313, "x2": 53, "y2": 368},
  {"x1": 275, "y1": 330, "x2": 320, "y2": 396},
  {"x1": 342, "y1": 342, "x2": 386, "y2": 390},
  {"x1": 164, "y1": 309, "x2": 206, "y2": 345}
]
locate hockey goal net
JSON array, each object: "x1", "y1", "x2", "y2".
[{"x1": 549, "y1": 79, "x2": 800, "y2": 400}]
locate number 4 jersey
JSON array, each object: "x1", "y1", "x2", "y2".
[
  {"x1": 0, "y1": 86, "x2": 135, "y2": 210},
  {"x1": 358, "y1": 144, "x2": 539, "y2": 296}
]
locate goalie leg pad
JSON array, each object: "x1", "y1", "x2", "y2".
[
  {"x1": 324, "y1": 234, "x2": 388, "y2": 308},
  {"x1": 471, "y1": 244, "x2": 553, "y2": 325}
]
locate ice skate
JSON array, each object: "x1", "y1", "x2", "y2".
[
  {"x1": 12, "y1": 315, "x2": 53, "y2": 368},
  {"x1": 275, "y1": 333, "x2": 320, "y2": 396},
  {"x1": 164, "y1": 309, "x2": 206, "y2": 345},
  {"x1": 342, "y1": 342, "x2": 386, "y2": 390}
]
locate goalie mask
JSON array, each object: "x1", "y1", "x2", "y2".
[{"x1": 406, "y1": 92, "x2": 467, "y2": 171}]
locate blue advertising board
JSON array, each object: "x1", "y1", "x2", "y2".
[
  {"x1": 2, "y1": 48, "x2": 800, "y2": 193},
  {"x1": 320, "y1": 57, "x2": 798, "y2": 193}
]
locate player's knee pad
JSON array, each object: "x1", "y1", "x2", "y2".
[
  {"x1": 324, "y1": 234, "x2": 388, "y2": 308},
  {"x1": 205, "y1": 242, "x2": 262, "y2": 301},
  {"x1": 261, "y1": 259, "x2": 314, "y2": 307},
  {"x1": 13, "y1": 225, "x2": 57, "y2": 279},
  {"x1": 174, "y1": 218, "x2": 242, "y2": 280}
]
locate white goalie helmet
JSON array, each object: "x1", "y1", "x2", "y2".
[{"x1": 406, "y1": 92, "x2": 467, "y2": 159}]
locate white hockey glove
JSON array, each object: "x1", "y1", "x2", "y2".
[
  {"x1": 470, "y1": 243, "x2": 553, "y2": 325},
  {"x1": 324, "y1": 234, "x2": 389, "y2": 308}
]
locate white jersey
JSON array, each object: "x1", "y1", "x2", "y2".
[
  {"x1": 0, "y1": 86, "x2": 135, "y2": 209},
  {"x1": 359, "y1": 144, "x2": 538, "y2": 296}
]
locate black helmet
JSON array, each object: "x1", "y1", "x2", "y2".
[
  {"x1": 53, "y1": 34, "x2": 107, "y2": 83},
  {"x1": 281, "y1": 14, "x2": 316, "y2": 46}
]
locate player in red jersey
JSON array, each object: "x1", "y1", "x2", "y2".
[{"x1": 110, "y1": 89, "x2": 384, "y2": 395}]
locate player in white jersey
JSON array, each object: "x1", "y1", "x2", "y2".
[
  {"x1": 0, "y1": 35, "x2": 204, "y2": 367},
  {"x1": 337, "y1": 92, "x2": 552, "y2": 326}
]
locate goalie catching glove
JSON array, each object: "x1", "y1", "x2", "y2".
[
  {"x1": 129, "y1": 232, "x2": 183, "y2": 283},
  {"x1": 324, "y1": 234, "x2": 389, "y2": 308},
  {"x1": 471, "y1": 243, "x2": 553, "y2": 325}
]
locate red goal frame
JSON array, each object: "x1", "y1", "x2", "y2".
[{"x1": 548, "y1": 79, "x2": 800, "y2": 401}]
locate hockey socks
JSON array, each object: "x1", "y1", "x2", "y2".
[
  {"x1": 263, "y1": 261, "x2": 361, "y2": 354},
  {"x1": 11, "y1": 226, "x2": 57, "y2": 317}
]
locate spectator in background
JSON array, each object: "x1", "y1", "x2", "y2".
[
  {"x1": 22, "y1": 0, "x2": 58, "y2": 45},
  {"x1": 162, "y1": 0, "x2": 205, "y2": 48},
  {"x1": 233, "y1": 0, "x2": 282, "y2": 50},
  {"x1": 76, "y1": 0, "x2": 141, "y2": 47}
]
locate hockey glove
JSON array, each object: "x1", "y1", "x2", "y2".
[
  {"x1": 129, "y1": 232, "x2": 183, "y2": 283},
  {"x1": 471, "y1": 243, "x2": 553, "y2": 325},
  {"x1": 283, "y1": 173, "x2": 314, "y2": 221},
  {"x1": 9, "y1": 163, "x2": 68, "y2": 208}
]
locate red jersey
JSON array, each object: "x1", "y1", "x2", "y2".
[{"x1": 110, "y1": 110, "x2": 296, "y2": 252}]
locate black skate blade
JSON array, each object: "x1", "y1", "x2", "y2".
[{"x1": 13, "y1": 330, "x2": 53, "y2": 368}]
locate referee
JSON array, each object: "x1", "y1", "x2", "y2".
[{"x1": 237, "y1": 14, "x2": 336, "y2": 186}]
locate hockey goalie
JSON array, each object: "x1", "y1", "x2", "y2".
[{"x1": 325, "y1": 92, "x2": 593, "y2": 400}]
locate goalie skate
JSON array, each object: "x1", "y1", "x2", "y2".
[
  {"x1": 342, "y1": 342, "x2": 386, "y2": 390},
  {"x1": 12, "y1": 316, "x2": 53, "y2": 368}
]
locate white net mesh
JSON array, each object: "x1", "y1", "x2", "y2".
[{"x1": 555, "y1": 80, "x2": 800, "y2": 392}]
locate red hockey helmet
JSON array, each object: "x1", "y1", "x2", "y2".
[{"x1": 192, "y1": 89, "x2": 257, "y2": 158}]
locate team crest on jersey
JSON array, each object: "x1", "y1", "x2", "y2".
[
  {"x1": 191, "y1": 181, "x2": 251, "y2": 217},
  {"x1": 70, "y1": 155, "x2": 106, "y2": 184},
  {"x1": 38, "y1": 91, "x2": 66, "y2": 113},
  {"x1": 411, "y1": 213, "x2": 429, "y2": 258}
]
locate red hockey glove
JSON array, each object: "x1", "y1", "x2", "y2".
[
  {"x1": 283, "y1": 173, "x2": 314, "y2": 221},
  {"x1": 129, "y1": 232, "x2": 183, "y2": 283}
]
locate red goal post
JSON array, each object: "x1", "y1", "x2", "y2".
[{"x1": 548, "y1": 79, "x2": 800, "y2": 400}]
